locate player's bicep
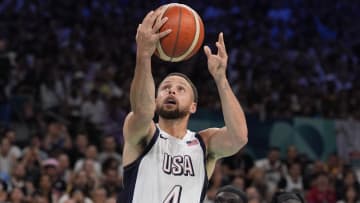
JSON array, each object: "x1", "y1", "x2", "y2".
[
  {"x1": 201, "y1": 127, "x2": 245, "y2": 159},
  {"x1": 123, "y1": 112, "x2": 155, "y2": 145}
]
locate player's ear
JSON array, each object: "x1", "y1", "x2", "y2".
[{"x1": 190, "y1": 102, "x2": 197, "y2": 114}]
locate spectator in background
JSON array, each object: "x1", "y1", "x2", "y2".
[
  {"x1": 32, "y1": 193, "x2": 49, "y2": 203},
  {"x1": 57, "y1": 153, "x2": 72, "y2": 183},
  {"x1": 9, "y1": 187, "x2": 25, "y2": 203},
  {"x1": 74, "y1": 145, "x2": 101, "y2": 178},
  {"x1": 42, "y1": 158, "x2": 67, "y2": 198},
  {"x1": 246, "y1": 186, "x2": 264, "y2": 203},
  {"x1": 215, "y1": 185, "x2": 248, "y2": 203},
  {"x1": 327, "y1": 153, "x2": 344, "y2": 181},
  {"x1": 0, "y1": 137, "x2": 17, "y2": 177},
  {"x1": 102, "y1": 168, "x2": 122, "y2": 199},
  {"x1": 306, "y1": 172, "x2": 336, "y2": 203},
  {"x1": 40, "y1": 76, "x2": 65, "y2": 112},
  {"x1": 65, "y1": 83, "x2": 84, "y2": 133},
  {"x1": 336, "y1": 170, "x2": 360, "y2": 200},
  {"x1": 232, "y1": 176, "x2": 246, "y2": 191},
  {"x1": 255, "y1": 147, "x2": 285, "y2": 195},
  {"x1": 68, "y1": 133, "x2": 89, "y2": 167},
  {"x1": 278, "y1": 162, "x2": 304, "y2": 194},
  {"x1": 283, "y1": 146, "x2": 300, "y2": 170},
  {"x1": 9, "y1": 162, "x2": 26, "y2": 192},
  {"x1": 98, "y1": 135, "x2": 121, "y2": 164},
  {"x1": 105, "y1": 197, "x2": 117, "y2": 203},
  {"x1": 59, "y1": 187, "x2": 93, "y2": 203},
  {"x1": 92, "y1": 187, "x2": 107, "y2": 203},
  {"x1": 336, "y1": 186, "x2": 360, "y2": 203},
  {"x1": 58, "y1": 170, "x2": 94, "y2": 203},
  {"x1": 98, "y1": 135, "x2": 122, "y2": 175},
  {"x1": 247, "y1": 167, "x2": 268, "y2": 200},
  {"x1": 3, "y1": 129, "x2": 21, "y2": 159},
  {"x1": 303, "y1": 160, "x2": 327, "y2": 190},
  {"x1": 20, "y1": 143, "x2": 42, "y2": 188},
  {"x1": 81, "y1": 159, "x2": 100, "y2": 188},
  {"x1": 35, "y1": 174, "x2": 56, "y2": 203},
  {"x1": 222, "y1": 148, "x2": 254, "y2": 179},
  {"x1": 102, "y1": 157, "x2": 122, "y2": 179},
  {"x1": 43, "y1": 119, "x2": 71, "y2": 156},
  {"x1": 81, "y1": 90, "x2": 107, "y2": 128},
  {"x1": 22, "y1": 134, "x2": 48, "y2": 160},
  {"x1": 81, "y1": 89, "x2": 108, "y2": 144}
]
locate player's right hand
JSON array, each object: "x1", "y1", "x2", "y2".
[{"x1": 136, "y1": 8, "x2": 172, "y2": 57}]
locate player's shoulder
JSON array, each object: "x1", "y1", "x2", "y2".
[{"x1": 198, "y1": 127, "x2": 221, "y2": 145}]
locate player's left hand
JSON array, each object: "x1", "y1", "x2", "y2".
[{"x1": 204, "y1": 32, "x2": 228, "y2": 82}]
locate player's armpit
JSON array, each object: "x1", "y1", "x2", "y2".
[{"x1": 200, "y1": 127, "x2": 248, "y2": 159}]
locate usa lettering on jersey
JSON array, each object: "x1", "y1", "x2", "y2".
[{"x1": 162, "y1": 153, "x2": 195, "y2": 176}]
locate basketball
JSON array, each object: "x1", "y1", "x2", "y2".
[{"x1": 155, "y1": 3, "x2": 205, "y2": 62}]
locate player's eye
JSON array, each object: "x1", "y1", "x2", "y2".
[
  {"x1": 177, "y1": 86, "x2": 185, "y2": 92},
  {"x1": 162, "y1": 85, "x2": 170, "y2": 91}
]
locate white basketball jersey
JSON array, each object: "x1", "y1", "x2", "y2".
[{"x1": 118, "y1": 125, "x2": 208, "y2": 203}]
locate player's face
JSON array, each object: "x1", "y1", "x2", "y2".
[{"x1": 156, "y1": 76, "x2": 197, "y2": 119}]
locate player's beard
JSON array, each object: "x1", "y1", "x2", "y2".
[{"x1": 156, "y1": 104, "x2": 188, "y2": 119}]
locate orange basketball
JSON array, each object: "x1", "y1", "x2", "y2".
[{"x1": 155, "y1": 3, "x2": 205, "y2": 62}]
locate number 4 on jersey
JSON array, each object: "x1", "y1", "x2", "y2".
[{"x1": 163, "y1": 185, "x2": 182, "y2": 203}]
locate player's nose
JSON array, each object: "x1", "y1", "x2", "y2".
[{"x1": 168, "y1": 88, "x2": 176, "y2": 95}]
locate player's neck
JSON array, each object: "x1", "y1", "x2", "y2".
[{"x1": 158, "y1": 117, "x2": 188, "y2": 139}]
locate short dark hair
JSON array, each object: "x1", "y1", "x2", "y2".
[
  {"x1": 162, "y1": 72, "x2": 198, "y2": 103},
  {"x1": 216, "y1": 185, "x2": 248, "y2": 203},
  {"x1": 271, "y1": 192, "x2": 304, "y2": 203}
]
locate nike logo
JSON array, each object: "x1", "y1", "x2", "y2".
[{"x1": 159, "y1": 134, "x2": 168, "y2": 140}]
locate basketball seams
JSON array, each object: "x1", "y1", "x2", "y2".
[
  {"x1": 188, "y1": 13, "x2": 204, "y2": 59},
  {"x1": 169, "y1": 6, "x2": 183, "y2": 62},
  {"x1": 155, "y1": 4, "x2": 171, "y2": 61},
  {"x1": 171, "y1": 5, "x2": 200, "y2": 62}
]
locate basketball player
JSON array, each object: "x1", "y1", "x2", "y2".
[{"x1": 118, "y1": 8, "x2": 248, "y2": 203}]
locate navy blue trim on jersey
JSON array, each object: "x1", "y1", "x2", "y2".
[
  {"x1": 195, "y1": 133, "x2": 209, "y2": 203},
  {"x1": 117, "y1": 127, "x2": 159, "y2": 203}
]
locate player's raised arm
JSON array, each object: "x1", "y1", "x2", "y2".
[
  {"x1": 123, "y1": 9, "x2": 171, "y2": 146},
  {"x1": 201, "y1": 32, "x2": 248, "y2": 158}
]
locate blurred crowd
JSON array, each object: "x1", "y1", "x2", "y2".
[
  {"x1": 0, "y1": 0, "x2": 359, "y2": 202},
  {"x1": 205, "y1": 146, "x2": 360, "y2": 203},
  {"x1": 0, "y1": 128, "x2": 121, "y2": 203}
]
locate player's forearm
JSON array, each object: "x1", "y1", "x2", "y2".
[
  {"x1": 130, "y1": 53, "x2": 156, "y2": 117},
  {"x1": 215, "y1": 76, "x2": 248, "y2": 144}
]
